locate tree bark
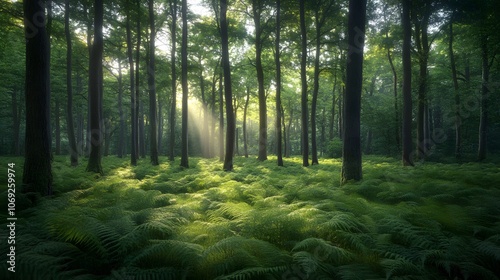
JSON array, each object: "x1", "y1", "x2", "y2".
[
  {"x1": 477, "y1": 33, "x2": 489, "y2": 161},
  {"x1": 86, "y1": 0, "x2": 104, "y2": 174},
  {"x1": 275, "y1": 0, "x2": 283, "y2": 166},
  {"x1": 23, "y1": 0, "x2": 53, "y2": 195},
  {"x1": 340, "y1": 0, "x2": 366, "y2": 184},
  {"x1": 65, "y1": 0, "x2": 78, "y2": 165},
  {"x1": 126, "y1": 0, "x2": 137, "y2": 165},
  {"x1": 148, "y1": 0, "x2": 159, "y2": 165},
  {"x1": 169, "y1": 0, "x2": 177, "y2": 161},
  {"x1": 135, "y1": 0, "x2": 141, "y2": 160},
  {"x1": 299, "y1": 0, "x2": 309, "y2": 167},
  {"x1": 251, "y1": 0, "x2": 267, "y2": 161},
  {"x1": 402, "y1": 0, "x2": 413, "y2": 166},
  {"x1": 117, "y1": 58, "x2": 125, "y2": 158},
  {"x1": 180, "y1": 0, "x2": 189, "y2": 168},
  {"x1": 311, "y1": 6, "x2": 321, "y2": 165},
  {"x1": 221, "y1": 0, "x2": 235, "y2": 171},
  {"x1": 218, "y1": 70, "x2": 224, "y2": 161},
  {"x1": 243, "y1": 85, "x2": 250, "y2": 158}
]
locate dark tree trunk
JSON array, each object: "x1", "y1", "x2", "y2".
[
  {"x1": 218, "y1": 71, "x2": 224, "y2": 162},
  {"x1": 65, "y1": 0, "x2": 78, "y2": 166},
  {"x1": 180, "y1": 0, "x2": 189, "y2": 168},
  {"x1": 311, "y1": 7, "x2": 321, "y2": 165},
  {"x1": 55, "y1": 98, "x2": 61, "y2": 155},
  {"x1": 135, "y1": 0, "x2": 141, "y2": 160},
  {"x1": 117, "y1": 58, "x2": 125, "y2": 158},
  {"x1": 158, "y1": 100, "x2": 163, "y2": 155},
  {"x1": 275, "y1": 0, "x2": 283, "y2": 166},
  {"x1": 199, "y1": 60, "x2": 210, "y2": 158},
  {"x1": 329, "y1": 59, "x2": 337, "y2": 141},
  {"x1": 286, "y1": 107, "x2": 293, "y2": 157},
  {"x1": 148, "y1": 0, "x2": 159, "y2": 165},
  {"x1": 477, "y1": 33, "x2": 489, "y2": 161},
  {"x1": 221, "y1": 0, "x2": 235, "y2": 171},
  {"x1": 168, "y1": 0, "x2": 177, "y2": 161},
  {"x1": 86, "y1": 0, "x2": 104, "y2": 174},
  {"x1": 243, "y1": 85, "x2": 250, "y2": 158},
  {"x1": 139, "y1": 102, "x2": 146, "y2": 158},
  {"x1": 251, "y1": 0, "x2": 267, "y2": 161},
  {"x1": 126, "y1": 0, "x2": 137, "y2": 165},
  {"x1": 387, "y1": 46, "x2": 400, "y2": 150},
  {"x1": 414, "y1": 3, "x2": 430, "y2": 161},
  {"x1": 299, "y1": 0, "x2": 309, "y2": 167},
  {"x1": 340, "y1": 0, "x2": 366, "y2": 184},
  {"x1": 211, "y1": 71, "x2": 218, "y2": 158},
  {"x1": 23, "y1": 0, "x2": 53, "y2": 195},
  {"x1": 449, "y1": 19, "x2": 460, "y2": 161},
  {"x1": 402, "y1": 0, "x2": 413, "y2": 166}
]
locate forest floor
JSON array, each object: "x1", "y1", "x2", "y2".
[{"x1": 1, "y1": 155, "x2": 500, "y2": 279}]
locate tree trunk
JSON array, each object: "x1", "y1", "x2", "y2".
[
  {"x1": 65, "y1": 0, "x2": 78, "y2": 166},
  {"x1": 477, "y1": 33, "x2": 489, "y2": 161},
  {"x1": 23, "y1": 0, "x2": 53, "y2": 195},
  {"x1": 139, "y1": 102, "x2": 146, "y2": 158},
  {"x1": 401, "y1": 0, "x2": 413, "y2": 166},
  {"x1": 340, "y1": 0, "x2": 366, "y2": 184},
  {"x1": 180, "y1": 0, "x2": 189, "y2": 168},
  {"x1": 311, "y1": 7, "x2": 321, "y2": 165},
  {"x1": 169, "y1": 0, "x2": 177, "y2": 161},
  {"x1": 387, "y1": 47, "x2": 400, "y2": 150},
  {"x1": 117, "y1": 58, "x2": 125, "y2": 158},
  {"x1": 86, "y1": 0, "x2": 104, "y2": 174},
  {"x1": 251, "y1": 0, "x2": 267, "y2": 161},
  {"x1": 415, "y1": 3, "x2": 430, "y2": 161},
  {"x1": 126, "y1": 0, "x2": 137, "y2": 165},
  {"x1": 275, "y1": 0, "x2": 283, "y2": 166},
  {"x1": 11, "y1": 90, "x2": 21, "y2": 155},
  {"x1": 148, "y1": 0, "x2": 159, "y2": 165},
  {"x1": 299, "y1": 0, "x2": 309, "y2": 167},
  {"x1": 220, "y1": 0, "x2": 235, "y2": 171},
  {"x1": 449, "y1": 20, "x2": 461, "y2": 161},
  {"x1": 218, "y1": 71, "x2": 224, "y2": 161},
  {"x1": 55, "y1": 98, "x2": 61, "y2": 155},
  {"x1": 243, "y1": 85, "x2": 250, "y2": 158},
  {"x1": 135, "y1": 0, "x2": 141, "y2": 160}
]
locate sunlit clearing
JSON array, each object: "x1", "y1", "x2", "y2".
[{"x1": 187, "y1": 96, "x2": 220, "y2": 157}]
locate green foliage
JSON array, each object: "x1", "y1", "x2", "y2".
[{"x1": 1, "y1": 155, "x2": 499, "y2": 279}]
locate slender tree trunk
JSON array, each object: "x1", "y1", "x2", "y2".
[
  {"x1": 86, "y1": 0, "x2": 104, "y2": 174},
  {"x1": 387, "y1": 47, "x2": 400, "y2": 150},
  {"x1": 251, "y1": 0, "x2": 267, "y2": 161},
  {"x1": 23, "y1": 0, "x2": 53, "y2": 195},
  {"x1": 126, "y1": 0, "x2": 137, "y2": 165},
  {"x1": 243, "y1": 85, "x2": 250, "y2": 158},
  {"x1": 299, "y1": 0, "x2": 309, "y2": 167},
  {"x1": 117, "y1": 59, "x2": 125, "y2": 158},
  {"x1": 329, "y1": 59, "x2": 337, "y2": 141},
  {"x1": 139, "y1": 102, "x2": 146, "y2": 158},
  {"x1": 64, "y1": 12, "x2": 79, "y2": 165},
  {"x1": 275, "y1": 0, "x2": 283, "y2": 166},
  {"x1": 477, "y1": 33, "x2": 489, "y2": 161},
  {"x1": 148, "y1": 0, "x2": 159, "y2": 165},
  {"x1": 55, "y1": 99, "x2": 61, "y2": 155},
  {"x1": 311, "y1": 7, "x2": 321, "y2": 165},
  {"x1": 448, "y1": 21, "x2": 462, "y2": 160},
  {"x1": 341, "y1": 0, "x2": 366, "y2": 184},
  {"x1": 199, "y1": 61, "x2": 210, "y2": 157},
  {"x1": 286, "y1": 107, "x2": 293, "y2": 157},
  {"x1": 402, "y1": 0, "x2": 413, "y2": 166},
  {"x1": 211, "y1": 71, "x2": 218, "y2": 158},
  {"x1": 135, "y1": 0, "x2": 141, "y2": 160},
  {"x1": 218, "y1": 71, "x2": 224, "y2": 161},
  {"x1": 169, "y1": 0, "x2": 177, "y2": 161},
  {"x1": 180, "y1": 0, "x2": 189, "y2": 168},
  {"x1": 221, "y1": 0, "x2": 235, "y2": 171}
]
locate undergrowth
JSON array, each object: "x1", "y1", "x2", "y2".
[{"x1": 0, "y1": 155, "x2": 499, "y2": 279}]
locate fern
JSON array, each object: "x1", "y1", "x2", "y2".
[{"x1": 130, "y1": 240, "x2": 203, "y2": 269}]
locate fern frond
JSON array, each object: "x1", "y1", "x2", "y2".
[
  {"x1": 215, "y1": 265, "x2": 288, "y2": 280},
  {"x1": 292, "y1": 238, "x2": 354, "y2": 265},
  {"x1": 130, "y1": 240, "x2": 203, "y2": 269}
]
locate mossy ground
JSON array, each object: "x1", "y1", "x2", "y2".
[{"x1": 1, "y1": 155, "x2": 499, "y2": 279}]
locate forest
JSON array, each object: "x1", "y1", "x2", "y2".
[{"x1": 0, "y1": 0, "x2": 500, "y2": 279}]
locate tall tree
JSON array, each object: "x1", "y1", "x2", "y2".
[
  {"x1": 299, "y1": 0, "x2": 309, "y2": 167},
  {"x1": 448, "y1": 18, "x2": 461, "y2": 160},
  {"x1": 65, "y1": 0, "x2": 78, "y2": 166},
  {"x1": 148, "y1": 0, "x2": 159, "y2": 165},
  {"x1": 180, "y1": 0, "x2": 189, "y2": 168},
  {"x1": 168, "y1": 0, "x2": 177, "y2": 161},
  {"x1": 251, "y1": 0, "x2": 267, "y2": 161},
  {"x1": 275, "y1": 0, "x2": 283, "y2": 166},
  {"x1": 402, "y1": 0, "x2": 413, "y2": 166},
  {"x1": 126, "y1": 0, "x2": 138, "y2": 166},
  {"x1": 86, "y1": 0, "x2": 104, "y2": 174},
  {"x1": 340, "y1": 0, "x2": 366, "y2": 184},
  {"x1": 220, "y1": 0, "x2": 235, "y2": 171},
  {"x1": 22, "y1": 0, "x2": 52, "y2": 195},
  {"x1": 477, "y1": 31, "x2": 489, "y2": 161}
]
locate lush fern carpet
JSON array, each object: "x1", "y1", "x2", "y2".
[{"x1": 1, "y1": 156, "x2": 500, "y2": 279}]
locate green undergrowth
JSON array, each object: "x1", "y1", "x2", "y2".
[{"x1": 1, "y1": 155, "x2": 499, "y2": 279}]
